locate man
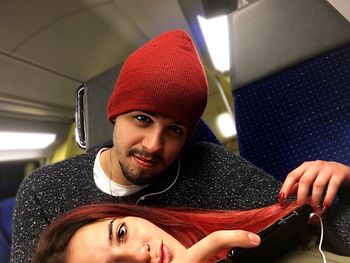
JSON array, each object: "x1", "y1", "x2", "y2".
[{"x1": 11, "y1": 29, "x2": 350, "y2": 263}]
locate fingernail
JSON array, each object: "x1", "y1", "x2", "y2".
[
  {"x1": 309, "y1": 214, "x2": 318, "y2": 224},
  {"x1": 248, "y1": 233, "x2": 260, "y2": 244},
  {"x1": 322, "y1": 204, "x2": 329, "y2": 213},
  {"x1": 278, "y1": 192, "x2": 285, "y2": 203}
]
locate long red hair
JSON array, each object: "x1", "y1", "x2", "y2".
[{"x1": 32, "y1": 200, "x2": 319, "y2": 263}]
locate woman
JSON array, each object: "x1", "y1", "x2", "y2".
[{"x1": 31, "y1": 200, "x2": 324, "y2": 263}]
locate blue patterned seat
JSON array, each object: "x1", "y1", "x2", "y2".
[
  {"x1": 0, "y1": 197, "x2": 16, "y2": 263},
  {"x1": 229, "y1": 0, "x2": 350, "y2": 181},
  {"x1": 234, "y1": 44, "x2": 350, "y2": 181},
  {"x1": 0, "y1": 234, "x2": 11, "y2": 263}
]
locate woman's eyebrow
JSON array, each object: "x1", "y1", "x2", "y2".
[{"x1": 108, "y1": 218, "x2": 117, "y2": 241}]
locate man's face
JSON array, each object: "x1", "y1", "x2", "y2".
[{"x1": 111, "y1": 111, "x2": 188, "y2": 186}]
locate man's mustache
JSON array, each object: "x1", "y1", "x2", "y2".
[{"x1": 127, "y1": 148, "x2": 164, "y2": 164}]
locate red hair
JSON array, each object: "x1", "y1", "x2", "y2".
[{"x1": 32, "y1": 200, "x2": 319, "y2": 263}]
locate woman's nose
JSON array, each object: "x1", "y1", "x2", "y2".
[
  {"x1": 130, "y1": 243, "x2": 151, "y2": 262},
  {"x1": 142, "y1": 243, "x2": 150, "y2": 252}
]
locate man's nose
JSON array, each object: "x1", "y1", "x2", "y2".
[{"x1": 142, "y1": 129, "x2": 164, "y2": 153}]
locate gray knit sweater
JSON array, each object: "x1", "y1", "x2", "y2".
[{"x1": 11, "y1": 142, "x2": 350, "y2": 262}]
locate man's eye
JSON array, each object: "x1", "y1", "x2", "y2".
[
  {"x1": 136, "y1": 115, "x2": 151, "y2": 123},
  {"x1": 117, "y1": 223, "x2": 127, "y2": 243},
  {"x1": 169, "y1": 125, "x2": 183, "y2": 135}
]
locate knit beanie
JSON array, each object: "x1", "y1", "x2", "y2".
[{"x1": 107, "y1": 29, "x2": 208, "y2": 136}]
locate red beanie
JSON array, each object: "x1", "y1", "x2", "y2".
[{"x1": 107, "y1": 29, "x2": 208, "y2": 136}]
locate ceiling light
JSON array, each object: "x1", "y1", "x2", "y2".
[
  {"x1": 216, "y1": 112, "x2": 237, "y2": 138},
  {"x1": 197, "y1": 15, "x2": 229, "y2": 72},
  {"x1": 0, "y1": 132, "x2": 56, "y2": 150}
]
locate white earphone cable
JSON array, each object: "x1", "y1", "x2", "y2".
[
  {"x1": 136, "y1": 156, "x2": 181, "y2": 205},
  {"x1": 310, "y1": 212, "x2": 327, "y2": 263}
]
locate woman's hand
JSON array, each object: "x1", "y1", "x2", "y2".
[
  {"x1": 171, "y1": 230, "x2": 260, "y2": 263},
  {"x1": 279, "y1": 161, "x2": 350, "y2": 208}
]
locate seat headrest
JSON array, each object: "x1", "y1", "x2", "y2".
[{"x1": 229, "y1": 0, "x2": 350, "y2": 91}]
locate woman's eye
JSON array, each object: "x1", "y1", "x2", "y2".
[{"x1": 117, "y1": 223, "x2": 127, "y2": 243}]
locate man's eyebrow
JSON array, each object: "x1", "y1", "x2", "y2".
[
  {"x1": 143, "y1": 111, "x2": 157, "y2": 116},
  {"x1": 143, "y1": 111, "x2": 183, "y2": 125},
  {"x1": 108, "y1": 218, "x2": 117, "y2": 241}
]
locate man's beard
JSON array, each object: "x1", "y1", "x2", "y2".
[
  {"x1": 119, "y1": 160, "x2": 156, "y2": 186},
  {"x1": 119, "y1": 147, "x2": 164, "y2": 186}
]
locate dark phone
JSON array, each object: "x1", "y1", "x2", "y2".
[{"x1": 226, "y1": 204, "x2": 313, "y2": 263}]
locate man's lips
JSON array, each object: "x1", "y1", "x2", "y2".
[{"x1": 133, "y1": 155, "x2": 158, "y2": 168}]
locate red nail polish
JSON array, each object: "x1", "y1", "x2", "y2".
[
  {"x1": 309, "y1": 214, "x2": 319, "y2": 224},
  {"x1": 278, "y1": 193, "x2": 285, "y2": 203},
  {"x1": 322, "y1": 204, "x2": 329, "y2": 213}
]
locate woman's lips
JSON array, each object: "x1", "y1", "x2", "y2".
[
  {"x1": 158, "y1": 241, "x2": 171, "y2": 263},
  {"x1": 161, "y1": 242, "x2": 171, "y2": 263}
]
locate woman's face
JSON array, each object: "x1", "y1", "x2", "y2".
[{"x1": 66, "y1": 216, "x2": 186, "y2": 263}]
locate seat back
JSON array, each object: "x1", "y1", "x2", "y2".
[
  {"x1": 0, "y1": 234, "x2": 11, "y2": 263},
  {"x1": 229, "y1": 0, "x2": 350, "y2": 181},
  {"x1": 0, "y1": 197, "x2": 15, "y2": 240},
  {"x1": 75, "y1": 66, "x2": 220, "y2": 151},
  {"x1": 0, "y1": 197, "x2": 16, "y2": 263}
]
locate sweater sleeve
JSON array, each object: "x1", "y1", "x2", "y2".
[
  {"x1": 206, "y1": 142, "x2": 282, "y2": 209},
  {"x1": 323, "y1": 204, "x2": 350, "y2": 256},
  {"x1": 175, "y1": 142, "x2": 282, "y2": 210},
  {"x1": 10, "y1": 171, "x2": 50, "y2": 263}
]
